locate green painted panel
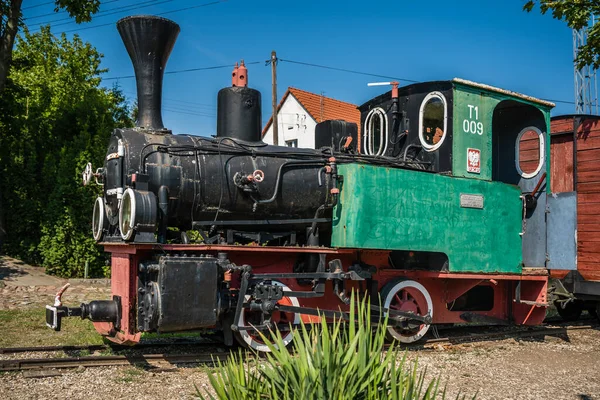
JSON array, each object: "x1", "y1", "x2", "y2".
[
  {"x1": 451, "y1": 83, "x2": 554, "y2": 186},
  {"x1": 331, "y1": 163, "x2": 523, "y2": 274},
  {"x1": 452, "y1": 88, "x2": 499, "y2": 180}
]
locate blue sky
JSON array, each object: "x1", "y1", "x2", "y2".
[{"x1": 22, "y1": 0, "x2": 575, "y2": 135}]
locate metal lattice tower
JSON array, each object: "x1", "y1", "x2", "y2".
[{"x1": 574, "y1": 16, "x2": 599, "y2": 115}]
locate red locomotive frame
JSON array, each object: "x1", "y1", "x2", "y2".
[{"x1": 97, "y1": 244, "x2": 547, "y2": 345}]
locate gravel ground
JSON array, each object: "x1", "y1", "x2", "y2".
[
  {"x1": 1, "y1": 329, "x2": 599, "y2": 400},
  {"x1": 412, "y1": 329, "x2": 600, "y2": 399},
  {"x1": 1, "y1": 256, "x2": 599, "y2": 399},
  {"x1": 0, "y1": 366, "x2": 213, "y2": 400}
]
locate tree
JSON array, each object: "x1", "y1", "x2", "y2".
[
  {"x1": 524, "y1": 0, "x2": 600, "y2": 69},
  {"x1": 0, "y1": 26, "x2": 132, "y2": 276},
  {"x1": 0, "y1": 0, "x2": 100, "y2": 250},
  {"x1": 0, "y1": 0, "x2": 100, "y2": 93}
]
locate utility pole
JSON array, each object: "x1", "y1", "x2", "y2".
[
  {"x1": 270, "y1": 51, "x2": 279, "y2": 145},
  {"x1": 320, "y1": 91, "x2": 325, "y2": 122}
]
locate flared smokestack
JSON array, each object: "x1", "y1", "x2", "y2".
[{"x1": 117, "y1": 15, "x2": 180, "y2": 132}]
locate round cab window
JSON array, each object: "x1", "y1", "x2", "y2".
[
  {"x1": 419, "y1": 92, "x2": 447, "y2": 151},
  {"x1": 515, "y1": 127, "x2": 544, "y2": 179}
]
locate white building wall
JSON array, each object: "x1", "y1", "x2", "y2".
[{"x1": 262, "y1": 95, "x2": 317, "y2": 148}]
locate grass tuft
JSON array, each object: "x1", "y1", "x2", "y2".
[{"x1": 196, "y1": 293, "x2": 474, "y2": 400}]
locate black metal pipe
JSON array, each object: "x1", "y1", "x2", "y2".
[
  {"x1": 317, "y1": 167, "x2": 326, "y2": 186},
  {"x1": 253, "y1": 161, "x2": 326, "y2": 205},
  {"x1": 308, "y1": 205, "x2": 325, "y2": 237},
  {"x1": 306, "y1": 226, "x2": 320, "y2": 273},
  {"x1": 403, "y1": 143, "x2": 422, "y2": 162},
  {"x1": 328, "y1": 157, "x2": 339, "y2": 207},
  {"x1": 157, "y1": 185, "x2": 169, "y2": 244}
]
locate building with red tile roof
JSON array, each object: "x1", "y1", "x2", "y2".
[{"x1": 262, "y1": 87, "x2": 360, "y2": 148}]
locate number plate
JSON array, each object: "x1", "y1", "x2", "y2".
[{"x1": 460, "y1": 194, "x2": 484, "y2": 209}]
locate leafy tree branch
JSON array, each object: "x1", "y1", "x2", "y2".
[
  {"x1": 524, "y1": 0, "x2": 600, "y2": 69},
  {"x1": 0, "y1": 0, "x2": 100, "y2": 93}
]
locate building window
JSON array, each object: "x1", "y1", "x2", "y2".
[
  {"x1": 285, "y1": 139, "x2": 298, "y2": 148},
  {"x1": 515, "y1": 126, "x2": 544, "y2": 179},
  {"x1": 363, "y1": 107, "x2": 388, "y2": 156},
  {"x1": 419, "y1": 92, "x2": 448, "y2": 151}
]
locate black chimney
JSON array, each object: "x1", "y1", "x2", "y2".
[{"x1": 117, "y1": 15, "x2": 180, "y2": 132}]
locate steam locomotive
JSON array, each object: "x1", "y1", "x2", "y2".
[{"x1": 45, "y1": 15, "x2": 589, "y2": 351}]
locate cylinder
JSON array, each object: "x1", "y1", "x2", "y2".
[
  {"x1": 217, "y1": 86, "x2": 262, "y2": 142},
  {"x1": 117, "y1": 15, "x2": 180, "y2": 132}
]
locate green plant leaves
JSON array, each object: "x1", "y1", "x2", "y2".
[
  {"x1": 197, "y1": 295, "x2": 469, "y2": 400},
  {"x1": 0, "y1": 26, "x2": 133, "y2": 277},
  {"x1": 523, "y1": 0, "x2": 600, "y2": 69}
]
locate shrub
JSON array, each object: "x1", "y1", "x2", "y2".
[
  {"x1": 39, "y1": 210, "x2": 107, "y2": 278},
  {"x1": 196, "y1": 296, "x2": 472, "y2": 400},
  {"x1": 0, "y1": 28, "x2": 132, "y2": 277}
]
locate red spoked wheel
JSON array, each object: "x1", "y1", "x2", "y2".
[
  {"x1": 235, "y1": 281, "x2": 300, "y2": 352},
  {"x1": 381, "y1": 279, "x2": 433, "y2": 343}
]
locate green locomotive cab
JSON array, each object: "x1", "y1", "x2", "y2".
[
  {"x1": 334, "y1": 79, "x2": 559, "y2": 275},
  {"x1": 326, "y1": 79, "x2": 566, "y2": 340}
]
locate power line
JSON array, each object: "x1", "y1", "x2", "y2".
[
  {"x1": 163, "y1": 108, "x2": 215, "y2": 118},
  {"x1": 545, "y1": 99, "x2": 576, "y2": 105},
  {"x1": 163, "y1": 103, "x2": 215, "y2": 113},
  {"x1": 22, "y1": 1, "x2": 53, "y2": 10},
  {"x1": 123, "y1": 94, "x2": 216, "y2": 115},
  {"x1": 164, "y1": 61, "x2": 260, "y2": 76},
  {"x1": 122, "y1": 90, "x2": 216, "y2": 109},
  {"x1": 278, "y1": 58, "x2": 420, "y2": 84},
  {"x1": 279, "y1": 58, "x2": 576, "y2": 106},
  {"x1": 156, "y1": 0, "x2": 225, "y2": 16},
  {"x1": 57, "y1": 0, "x2": 227, "y2": 34},
  {"x1": 110, "y1": 53, "x2": 575, "y2": 108},
  {"x1": 30, "y1": 0, "x2": 172, "y2": 30},
  {"x1": 121, "y1": 96, "x2": 216, "y2": 117},
  {"x1": 25, "y1": 0, "x2": 121, "y2": 21},
  {"x1": 103, "y1": 61, "x2": 261, "y2": 81},
  {"x1": 164, "y1": 98, "x2": 216, "y2": 109},
  {"x1": 120, "y1": 90, "x2": 216, "y2": 115}
]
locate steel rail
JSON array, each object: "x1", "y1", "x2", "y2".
[
  {"x1": 0, "y1": 340, "x2": 225, "y2": 355},
  {"x1": 1, "y1": 321, "x2": 596, "y2": 370},
  {"x1": 0, "y1": 352, "x2": 230, "y2": 371},
  {"x1": 415, "y1": 324, "x2": 597, "y2": 347}
]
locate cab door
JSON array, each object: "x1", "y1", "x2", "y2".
[
  {"x1": 516, "y1": 126, "x2": 547, "y2": 268},
  {"x1": 546, "y1": 128, "x2": 577, "y2": 272}
]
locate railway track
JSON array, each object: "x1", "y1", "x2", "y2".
[
  {"x1": 417, "y1": 323, "x2": 597, "y2": 347},
  {"x1": 0, "y1": 352, "x2": 230, "y2": 371},
  {"x1": 0, "y1": 321, "x2": 597, "y2": 372},
  {"x1": 0, "y1": 339, "x2": 223, "y2": 355}
]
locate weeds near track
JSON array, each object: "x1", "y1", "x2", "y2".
[{"x1": 196, "y1": 294, "x2": 474, "y2": 400}]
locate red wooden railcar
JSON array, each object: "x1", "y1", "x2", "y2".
[{"x1": 550, "y1": 115, "x2": 600, "y2": 318}]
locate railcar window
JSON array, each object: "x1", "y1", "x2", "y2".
[
  {"x1": 419, "y1": 92, "x2": 447, "y2": 151},
  {"x1": 363, "y1": 107, "x2": 388, "y2": 156},
  {"x1": 515, "y1": 126, "x2": 544, "y2": 178}
]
